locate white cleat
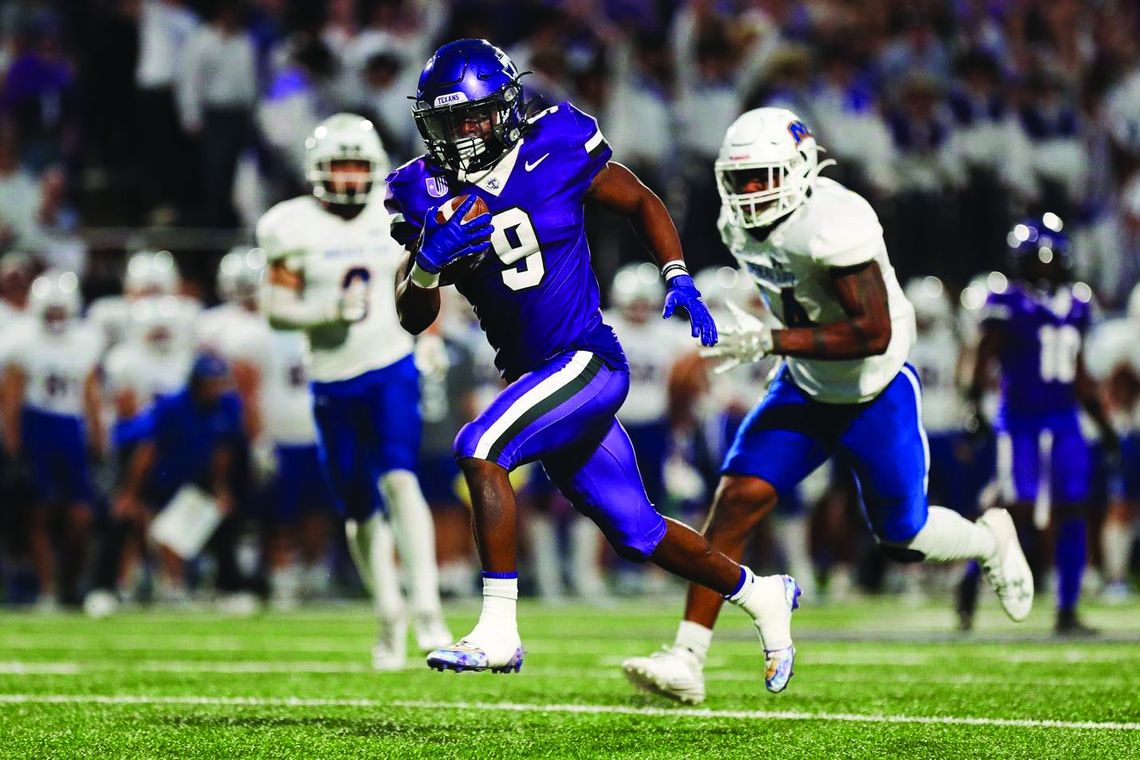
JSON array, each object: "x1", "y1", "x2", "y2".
[
  {"x1": 426, "y1": 627, "x2": 524, "y2": 674},
  {"x1": 372, "y1": 616, "x2": 408, "y2": 671},
  {"x1": 757, "y1": 574, "x2": 801, "y2": 693},
  {"x1": 414, "y1": 612, "x2": 454, "y2": 654},
  {"x1": 979, "y1": 509, "x2": 1034, "y2": 622},
  {"x1": 623, "y1": 647, "x2": 706, "y2": 705},
  {"x1": 82, "y1": 589, "x2": 119, "y2": 619}
]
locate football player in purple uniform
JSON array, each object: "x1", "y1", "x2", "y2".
[
  {"x1": 966, "y1": 214, "x2": 1118, "y2": 635},
  {"x1": 390, "y1": 39, "x2": 802, "y2": 682}
]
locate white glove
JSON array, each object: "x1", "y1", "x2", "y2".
[
  {"x1": 699, "y1": 301, "x2": 774, "y2": 374},
  {"x1": 339, "y1": 279, "x2": 370, "y2": 323},
  {"x1": 414, "y1": 333, "x2": 450, "y2": 379}
]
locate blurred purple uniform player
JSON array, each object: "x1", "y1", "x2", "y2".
[
  {"x1": 967, "y1": 214, "x2": 1118, "y2": 635},
  {"x1": 392, "y1": 40, "x2": 799, "y2": 681}
]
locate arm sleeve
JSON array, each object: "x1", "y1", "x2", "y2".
[
  {"x1": 563, "y1": 103, "x2": 613, "y2": 194},
  {"x1": 256, "y1": 210, "x2": 340, "y2": 329},
  {"x1": 384, "y1": 171, "x2": 427, "y2": 250},
  {"x1": 175, "y1": 31, "x2": 205, "y2": 130},
  {"x1": 810, "y1": 194, "x2": 886, "y2": 269}
]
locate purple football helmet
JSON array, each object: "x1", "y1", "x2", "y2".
[
  {"x1": 412, "y1": 39, "x2": 526, "y2": 173},
  {"x1": 1007, "y1": 212, "x2": 1073, "y2": 287}
]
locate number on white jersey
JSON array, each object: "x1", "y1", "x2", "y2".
[
  {"x1": 1038, "y1": 324, "x2": 1080, "y2": 382},
  {"x1": 489, "y1": 208, "x2": 544, "y2": 291}
]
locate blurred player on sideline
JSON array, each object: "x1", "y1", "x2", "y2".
[
  {"x1": 88, "y1": 250, "x2": 197, "y2": 351},
  {"x1": 85, "y1": 296, "x2": 193, "y2": 616},
  {"x1": 624, "y1": 107, "x2": 1033, "y2": 704},
  {"x1": 259, "y1": 112, "x2": 449, "y2": 668},
  {"x1": 391, "y1": 39, "x2": 795, "y2": 680},
  {"x1": 964, "y1": 215, "x2": 1117, "y2": 635},
  {"x1": 1, "y1": 271, "x2": 104, "y2": 608},
  {"x1": 1084, "y1": 285, "x2": 1140, "y2": 601}
]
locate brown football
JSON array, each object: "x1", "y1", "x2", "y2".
[
  {"x1": 436, "y1": 194, "x2": 492, "y2": 285},
  {"x1": 435, "y1": 193, "x2": 490, "y2": 224}
]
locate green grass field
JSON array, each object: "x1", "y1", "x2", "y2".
[{"x1": 1, "y1": 595, "x2": 1138, "y2": 759}]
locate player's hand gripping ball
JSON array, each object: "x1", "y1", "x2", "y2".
[{"x1": 418, "y1": 195, "x2": 493, "y2": 284}]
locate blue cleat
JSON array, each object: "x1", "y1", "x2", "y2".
[{"x1": 426, "y1": 640, "x2": 524, "y2": 674}]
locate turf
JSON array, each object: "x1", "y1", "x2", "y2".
[{"x1": 1, "y1": 594, "x2": 1138, "y2": 759}]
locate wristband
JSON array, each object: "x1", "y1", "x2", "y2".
[
  {"x1": 662, "y1": 261, "x2": 689, "y2": 281},
  {"x1": 410, "y1": 262, "x2": 441, "y2": 289}
]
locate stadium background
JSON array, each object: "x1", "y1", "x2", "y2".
[{"x1": 1, "y1": 0, "x2": 1139, "y2": 600}]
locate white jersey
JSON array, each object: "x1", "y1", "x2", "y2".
[
  {"x1": 605, "y1": 311, "x2": 690, "y2": 425},
  {"x1": 908, "y1": 326, "x2": 964, "y2": 433},
  {"x1": 87, "y1": 295, "x2": 131, "y2": 349},
  {"x1": 1086, "y1": 317, "x2": 1140, "y2": 432},
  {"x1": 103, "y1": 341, "x2": 190, "y2": 408},
  {"x1": 7, "y1": 321, "x2": 104, "y2": 416},
  {"x1": 195, "y1": 302, "x2": 251, "y2": 355},
  {"x1": 719, "y1": 177, "x2": 916, "y2": 403},
  {"x1": 256, "y1": 194, "x2": 413, "y2": 382}
]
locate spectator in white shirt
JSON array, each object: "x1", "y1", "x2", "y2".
[
  {"x1": 177, "y1": 0, "x2": 258, "y2": 227},
  {"x1": 136, "y1": 0, "x2": 199, "y2": 224}
]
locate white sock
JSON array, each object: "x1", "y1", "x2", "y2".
[
  {"x1": 1103, "y1": 519, "x2": 1133, "y2": 583},
  {"x1": 673, "y1": 620, "x2": 712, "y2": 665},
  {"x1": 470, "y1": 575, "x2": 519, "y2": 639},
  {"x1": 726, "y1": 566, "x2": 792, "y2": 650},
  {"x1": 569, "y1": 516, "x2": 606, "y2": 597},
  {"x1": 380, "y1": 470, "x2": 444, "y2": 618},
  {"x1": 527, "y1": 513, "x2": 564, "y2": 599},
  {"x1": 345, "y1": 515, "x2": 405, "y2": 623},
  {"x1": 903, "y1": 506, "x2": 997, "y2": 562}
]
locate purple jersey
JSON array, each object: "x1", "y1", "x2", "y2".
[
  {"x1": 385, "y1": 102, "x2": 626, "y2": 381},
  {"x1": 981, "y1": 283, "x2": 1092, "y2": 419}
]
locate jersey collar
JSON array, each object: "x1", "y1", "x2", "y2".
[{"x1": 459, "y1": 139, "x2": 522, "y2": 197}]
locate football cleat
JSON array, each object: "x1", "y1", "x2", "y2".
[
  {"x1": 426, "y1": 639, "x2": 524, "y2": 674},
  {"x1": 978, "y1": 509, "x2": 1034, "y2": 622},
  {"x1": 1054, "y1": 609, "x2": 1099, "y2": 638},
  {"x1": 622, "y1": 647, "x2": 706, "y2": 705},
  {"x1": 414, "y1": 612, "x2": 454, "y2": 654},
  {"x1": 760, "y1": 575, "x2": 801, "y2": 693}
]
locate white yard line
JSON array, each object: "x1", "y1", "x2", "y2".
[{"x1": 0, "y1": 693, "x2": 1134, "y2": 732}]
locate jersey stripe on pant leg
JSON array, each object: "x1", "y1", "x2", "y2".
[{"x1": 472, "y1": 351, "x2": 604, "y2": 461}]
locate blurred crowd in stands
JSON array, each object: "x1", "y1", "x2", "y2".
[{"x1": 0, "y1": 0, "x2": 1136, "y2": 304}]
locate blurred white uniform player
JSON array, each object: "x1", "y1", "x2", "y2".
[
  {"x1": 258, "y1": 113, "x2": 449, "y2": 668},
  {"x1": 88, "y1": 250, "x2": 199, "y2": 352},
  {"x1": 1085, "y1": 284, "x2": 1140, "y2": 600},
  {"x1": 624, "y1": 107, "x2": 1032, "y2": 704},
  {"x1": 2, "y1": 271, "x2": 104, "y2": 607}
]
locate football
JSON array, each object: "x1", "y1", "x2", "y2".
[
  {"x1": 435, "y1": 193, "x2": 490, "y2": 224},
  {"x1": 437, "y1": 194, "x2": 492, "y2": 285}
]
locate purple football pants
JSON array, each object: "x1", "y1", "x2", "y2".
[{"x1": 454, "y1": 350, "x2": 667, "y2": 560}]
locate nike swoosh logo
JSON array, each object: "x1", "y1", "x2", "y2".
[{"x1": 524, "y1": 154, "x2": 550, "y2": 172}]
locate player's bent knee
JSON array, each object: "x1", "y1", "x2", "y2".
[{"x1": 601, "y1": 512, "x2": 668, "y2": 563}]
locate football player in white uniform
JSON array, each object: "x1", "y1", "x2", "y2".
[
  {"x1": 85, "y1": 295, "x2": 194, "y2": 616},
  {"x1": 88, "y1": 250, "x2": 195, "y2": 351},
  {"x1": 623, "y1": 107, "x2": 1034, "y2": 704},
  {"x1": 2, "y1": 271, "x2": 104, "y2": 608},
  {"x1": 1086, "y1": 283, "x2": 1140, "y2": 601},
  {"x1": 258, "y1": 113, "x2": 449, "y2": 668}
]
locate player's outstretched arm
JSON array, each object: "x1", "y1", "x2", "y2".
[
  {"x1": 770, "y1": 261, "x2": 892, "y2": 360},
  {"x1": 587, "y1": 162, "x2": 717, "y2": 346},
  {"x1": 395, "y1": 249, "x2": 441, "y2": 335}
]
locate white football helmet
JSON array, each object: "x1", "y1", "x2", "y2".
[
  {"x1": 125, "y1": 250, "x2": 179, "y2": 297},
  {"x1": 610, "y1": 262, "x2": 664, "y2": 313},
  {"x1": 217, "y1": 246, "x2": 266, "y2": 303},
  {"x1": 305, "y1": 112, "x2": 390, "y2": 206},
  {"x1": 715, "y1": 107, "x2": 832, "y2": 229},
  {"x1": 29, "y1": 269, "x2": 81, "y2": 331},
  {"x1": 695, "y1": 266, "x2": 753, "y2": 312},
  {"x1": 904, "y1": 276, "x2": 953, "y2": 327},
  {"x1": 1128, "y1": 282, "x2": 1140, "y2": 322},
  {"x1": 129, "y1": 295, "x2": 181, "y2": 354}
]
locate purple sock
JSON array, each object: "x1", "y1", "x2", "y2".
[{"x1": 1055, "y1": 517, "x2": 1086, "y2": 613}]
